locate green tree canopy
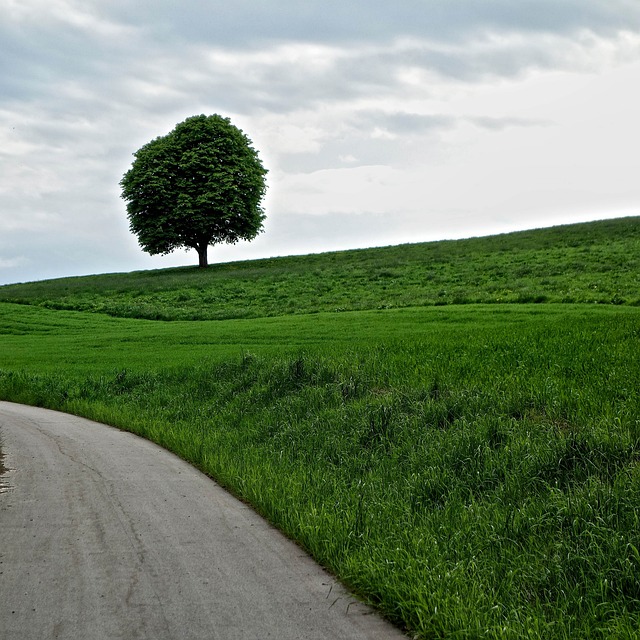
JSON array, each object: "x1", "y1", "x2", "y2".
[{"x1": 120, "y1": 114, "x2": 268, "y2": 268}]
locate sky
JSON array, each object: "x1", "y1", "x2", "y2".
[{"x1": 1, "y1": 1, "x2": 639, "y2": 285}]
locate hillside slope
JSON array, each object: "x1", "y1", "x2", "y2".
[{"x1": 1, "y1": 216, "x2": 638, "y2": 320}]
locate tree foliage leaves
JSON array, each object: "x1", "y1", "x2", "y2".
[{"x1": 120, "y1": 114, "x2": 267, "y2": 266}]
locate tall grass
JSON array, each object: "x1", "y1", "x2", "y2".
[{"x1": 1, "y1": 303, "x2": 639, "y2": 638}]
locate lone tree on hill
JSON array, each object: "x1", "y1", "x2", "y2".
[{"x1": 120, "y1": 114, "x2": 268, "y2": 268}]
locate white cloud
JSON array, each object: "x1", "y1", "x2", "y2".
[
  {"x1": 0, "y1": 257, "x2": 26, "y2": 269},
  {"x1": 0, "y1": 2, "x2": 639, "y2": 284}
]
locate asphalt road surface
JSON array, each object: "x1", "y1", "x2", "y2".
[{"x1": 0, "y1": 402, "x2": 407, "y2": 640}]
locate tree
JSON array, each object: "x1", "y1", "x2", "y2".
[{"x1": 120, "y1": 114, "x2": 267, "y2": 268}]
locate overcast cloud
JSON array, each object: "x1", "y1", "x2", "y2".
[{"x1": 1, "y1": 1, "x2": 639, "y2": 284}]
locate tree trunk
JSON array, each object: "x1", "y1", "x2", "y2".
[{"x1": 197, "y1": 244, "x2": 208, "y2": 268}]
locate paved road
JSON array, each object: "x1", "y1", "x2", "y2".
[{"x1": 0, "y1": 402, "x2": 406, "y2": 640}]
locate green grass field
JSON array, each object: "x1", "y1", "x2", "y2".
[
  {"x1": 1, "y1": 217, "x2": 639, "y2": 638},
  {"x1": 1, "y1": 216, "x2": 638, "y2": 319}
]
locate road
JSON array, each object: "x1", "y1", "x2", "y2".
[{"x1": 0, "y1": 402, "x2": 407, "y2": 640}]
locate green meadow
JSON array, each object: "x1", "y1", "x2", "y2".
[
  {"x1": 1, "y1": 216, "x2": 638, "y2": 320},
  {"x1": 1, "y1": 217, "x2": 639, "y2": 638}
]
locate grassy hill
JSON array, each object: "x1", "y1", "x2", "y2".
[
  {"x1": 1, "y1": 216, "x2": 639, "y2": 639},
  {"x1": 1, "y1": 216, "x2": 638, "y2": 319}
]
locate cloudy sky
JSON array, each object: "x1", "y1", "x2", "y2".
[{"x1": 1, "y1": 1, "x2": 639, "y2": 284}]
